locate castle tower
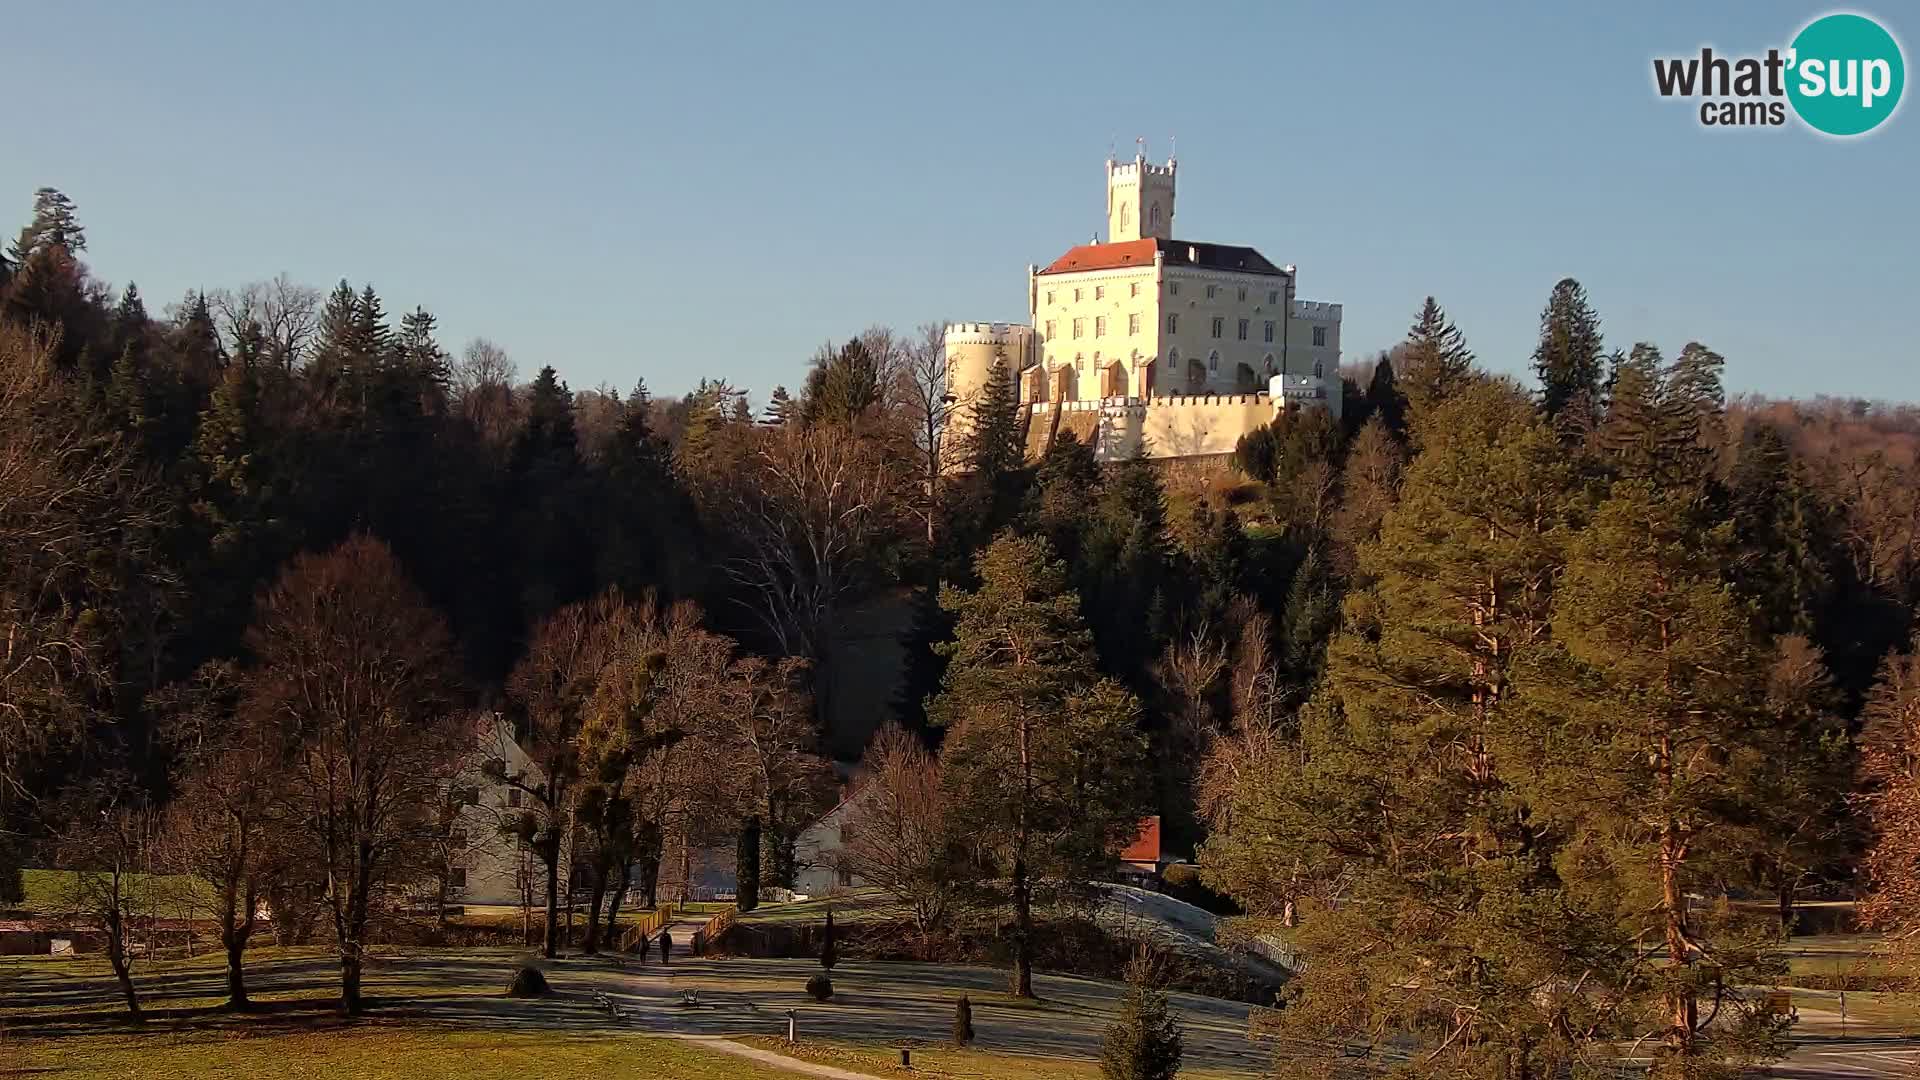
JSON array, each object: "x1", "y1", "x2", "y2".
[
  {"x1": 942, "y1": 321, "x2": 1037, "y2": 468},
  {"x1": 1106, "y1": 151, "x2": 1176, "y2": 242}
]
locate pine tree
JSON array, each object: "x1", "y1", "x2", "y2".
[
  {"x1": 1515, "y1": 480, "x2": 1790, "y2": 1071},
  {"x1": 1204, "y1": 379, "x2": 1604, "y2": 1077},
  {"x1": 1531, "y1": 277, "x2": 1605, "y2": 420},
  {"x1": 965, "y1": 359, "x2": 1024, "y2": 481},
  {"x1": 9, "y1": 187, "x2": 87, "y2": 260},
  {"x1": 800, "y1": 338, "x2": 885, "y2": 427},
  {"x1": 762, "y1": 385, "x2": 795, "y2": 426},
  {"x1": 931, "y1": 533, "x2": 1151, "y2": 998},
  {"x1": 736, "y1": 816, "x2": 761, "y2": 913},
  {"x1": 952, "y1": 994, "x2": 975, "y2": 1046},
  {"x1": 1099, "y1": 980, "x2": 1183, "y2": 1080},
  {"x1": 1396, "y1": 296, "x2": 1475, "y2": 438}
]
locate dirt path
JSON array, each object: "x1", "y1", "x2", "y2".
[{"x1": 670, "y1": 1034, "x2": 889, "y2": 1079}]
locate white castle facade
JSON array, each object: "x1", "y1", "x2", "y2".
[{"x1": 946, "y1": 152, "x2": 1342, "y2": 463}]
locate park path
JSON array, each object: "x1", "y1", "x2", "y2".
[
  {"x1": 669, "y1": 1034, "x2": 889, "y2": 1079},
  {"x1": 656, "y1": 914, "x2": 710, "y2": 963}
]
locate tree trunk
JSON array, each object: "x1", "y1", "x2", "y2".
[
  {"x1": 582, "y1": 862, "x2": 609, "y2": 954},
  {"x1": 1776, "y1": 874, "x2": 1796, "y2": 935},
  {"x1": 640, "y1": 852, "x2": 660, "y2": 909},
  {"x1": 339, "y1": 852, "x2": 374, "y2": 1015},
  {"x1": 1661, "y1": 820, "x2": 1695, "y2": 1057},
  {"x1": 1012, "y1": 852, "x2": 1033, "y2": 999},
  {"x1": 225, "y1": 929, "x2": 250, "y2": 1009},
  {"x1": 542, "y1": 844, "x2": 560, "y2": 959},
  {"x1": 603, "y1": 861, "x2": 629, "y2": 947},
  {"x1": 104, "y1": 907, "x2": 141, "y2": 1018}
]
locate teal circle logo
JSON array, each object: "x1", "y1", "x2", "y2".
[{"x1": 1787, "y1": 13, "x2": 1904, "y2": 136}]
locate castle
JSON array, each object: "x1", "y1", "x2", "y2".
[{"x1": 945, "y1": 151, "x2": 1343, "y2": 464}]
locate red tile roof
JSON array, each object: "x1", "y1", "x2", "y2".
[
  {"x1": 1118, "y1": 815, "x2": 1161, "y2": 865},
  {"x1": 1038, "y1": 238, "x2": 1289, "y2": 278}
]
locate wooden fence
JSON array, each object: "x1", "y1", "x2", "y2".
[
  {"x1": 617, "y1": 904, "x2": 675, "y2": 953},
  {"x1": 689, "y1": 908, "x2": 736, "y2": 956}
]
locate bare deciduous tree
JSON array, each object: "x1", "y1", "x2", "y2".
[
  {"x1": 153, "y1": 661, "x2": 288, "y2": 1010},
  {"x1": 895, "y1": 322, "x2": 955, "y2": 546},
  {"x1": 837, "y1": 723, "x2": 960, "y2": 937},
  {"x1": 53, "y1": 782, "x2": 154, "y2": 1017},
  {"x1": 718, "y1": 422, "x2": 907, "y2": 721},
  {"x1": 209, "y1": 274, "x2": 321, "y2": 369},
  {"x1": 1, "y1": 323, "x2": 163, "y2": 897},
  {"x1": 248, "y1": 534, "x2": 466, "y2": 1013}
]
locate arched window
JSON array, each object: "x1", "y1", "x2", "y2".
[
  {"x1": 1207, "y1": 350, "x2": 1220, "y2": 371},
  {"x1": 1075, "y1": 352, "x2": 1084, "y2": 370},
  {"x1": 1167, "y1": 347, "x2": 1179, "y2": 369},
  {"x1": 1148, "y1": 203, "x2": 1162, "y2": 232},
  {"x1": 1313, "y1": 360, "x2": 1324, "y2": 378},
  {"x1": 1119, "y1": 203, "x2": 1131, "y2": 230}
]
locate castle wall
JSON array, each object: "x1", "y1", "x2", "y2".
[{"x1": 1027, "y1": 393, "x2": 1277, "y2": 463}]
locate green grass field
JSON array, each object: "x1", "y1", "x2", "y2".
[{"x1": 0, "y1": 1029, "x2": 803, "y2": 1080}]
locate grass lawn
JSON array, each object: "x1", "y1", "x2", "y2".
[
  {"x1": 734, "y1": 889, "x2": 904, "y2": 927},
  {"x1": 739, "y1": 1035, "x2": 1258, "y2": 1079},
  {"x1": 0, "y1": 1028, "x2": 805, "y2": 1080},
  {"x1": 14, "y1": 869, "x2": 217, "y2": 916}
]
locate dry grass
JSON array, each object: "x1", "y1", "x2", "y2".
[{"x1": 0, "y1": 1028, "x2": 800, "y2": 1079}]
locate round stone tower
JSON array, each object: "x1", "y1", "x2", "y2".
[{"x1": 941, "y1": 322, "x2": 1037, "y2": 466}]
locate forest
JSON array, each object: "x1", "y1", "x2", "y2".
[{"x1": 5, "y1": 185, "x2": 1920, "y2": 1075}]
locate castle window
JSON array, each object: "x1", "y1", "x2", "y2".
[
  {"x1": 1206, "y1": 284, "x2": 1217, "y2": 300},
  {"x1": 1268, "y1": 289, "x2": 1280, "y2": 305},
  {"x1": 1167, "y1": 347, "x2": 1179, "y2": 369},
  {"x1": 1314, "y1": 360, "x2": 1325, "y2": 377},
  {"x1": 1073, "y1": 318, "x2": 1084, "y2": 339},
  {"x1": 1238, "y1": 287, "x2": 1248, "y2": 302},
  {"x1": 1047, "y1": 290, "x2": 1055, "y2": 305},
  {"x1": 1264, "y1": 320, "x2": 1275, "y2": 343},
  {"x1": 449, "y1": 868, "x2": 467, "y2": 890},
  {"x1": 1149, "y1": 204, "x2": 1162, "y2": 232},
  {"x1": 1166, "y1": 313, "x2": 1178, "y2": 334},
  {"x1": 1095, "y1": 285, "x2": 1105, "y2": 300},
  {"x1": 1210, "y1": 317, "x2": 1224, "y2": 339},
  {"x1": 1128, "y1": 313, "x2": 1140, "y2": 335},
  {"x1": 1169, "y1": 282, "x2": 1180, "y2": 296},
  {"x1": 1095, "y1": 316, "x2": 1106, "y2": 338},
  {"x1": 1130, "y1": 282, "x2": 1140, "y2": 298},
  {"x1": 1074, "y1": 288, "x2": 1083, "y2": 302},
  {"x1": 1045, "y1": 320, "x2": 1056, "y2": 340},
  {"x1": 1208, "y1": 350, "x2": 1220, "y2": 371},
  {"x1": 1237, "y1": 318, "x2": 1249, "y2": 341},
  {"x1": 1076, "y1": 353, "x2": 1085, "y2": 370},
  {"x1": 1313, "y1": 325, "x2": 1327, "y2": 347}
]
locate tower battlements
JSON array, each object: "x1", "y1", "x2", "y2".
[
  {"x1": 1292, "y1": 299, "x2": 1342, "y2": 320},
  {"x1": 1106, "y1": 157, "x2": 1176, "y2": 180},
  {"x1": 944, "y1": 321, "x2": 1036, "y2": 346}
]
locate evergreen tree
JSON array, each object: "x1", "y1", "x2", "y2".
[
  {"x1": 800, "y1": 337, "x2": 885, "y2": 427},
  {"x1": 965, "y1": 359, "x2": 1024, "y2": 481},
  {"x1": 1396, "y1": 296, "x2": 1475, "y2": 438},
  {"x1": 932, "y1": 533, "x2": 1151, "y2": 998},
  {"x1": 1204, "y1": 380, "x2": 1603, "y2": 1077},
  {"x1": 1531, "y1": 277, "x2": 1605, "y2": 421},
  {"x1": 762, "y1": 385, "x2": 795, "y2": 427},
  {"x1": 1099, "y1": 980, "x2": 1184, "y2": 1080},
  {"x1": 9, "y1": 187, "x2": 87, "y2": 260},
  {"x1": 736, "y1": 816, "x2": 761, "y2": 913},
  {"x1": 819, "y1": 906, "x2": 837, "y2": 970},
  {"x1": 1514, "y1": 480, "x2": 1790, "y2": 1071},
  {"x1": 1365, "y1": 354, "x2": 1406, "y2": 440}
]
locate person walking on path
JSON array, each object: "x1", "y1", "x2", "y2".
[
  {"x1": 659, "y1": 929, "x2": 673, "y2": 964},
  {"x1": 637, "y1": 931, "x2": 650, "y2": 964}
]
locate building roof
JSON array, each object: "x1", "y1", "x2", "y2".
[
  {"x1": 1037, "y1": 238, "x2": 1290, "y2": 278},
  {"x1": 1118, "y1": 815, "x2": 1162, "y2": 865}
]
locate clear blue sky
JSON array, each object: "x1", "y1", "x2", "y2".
[{"x1": 8, "y1": 2, "x2": 1914, "y2": 403}]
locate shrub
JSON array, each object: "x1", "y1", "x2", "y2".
[
  {"x1": 1100, "y1": 983, "x2": 1183, "y2": 1080},
  {"x1": 506, "y1": 966, "x2": 550, "y2": 998},
  {"x1": 953, "y1": 994, "x2": 975, "y2": 1046},
  {"x1": 805, "y1": 973, "x2": 834, "y2": 1002},
  {"x1": 1160, "y1": 863, "x2": 1201, "y2": 889}
]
